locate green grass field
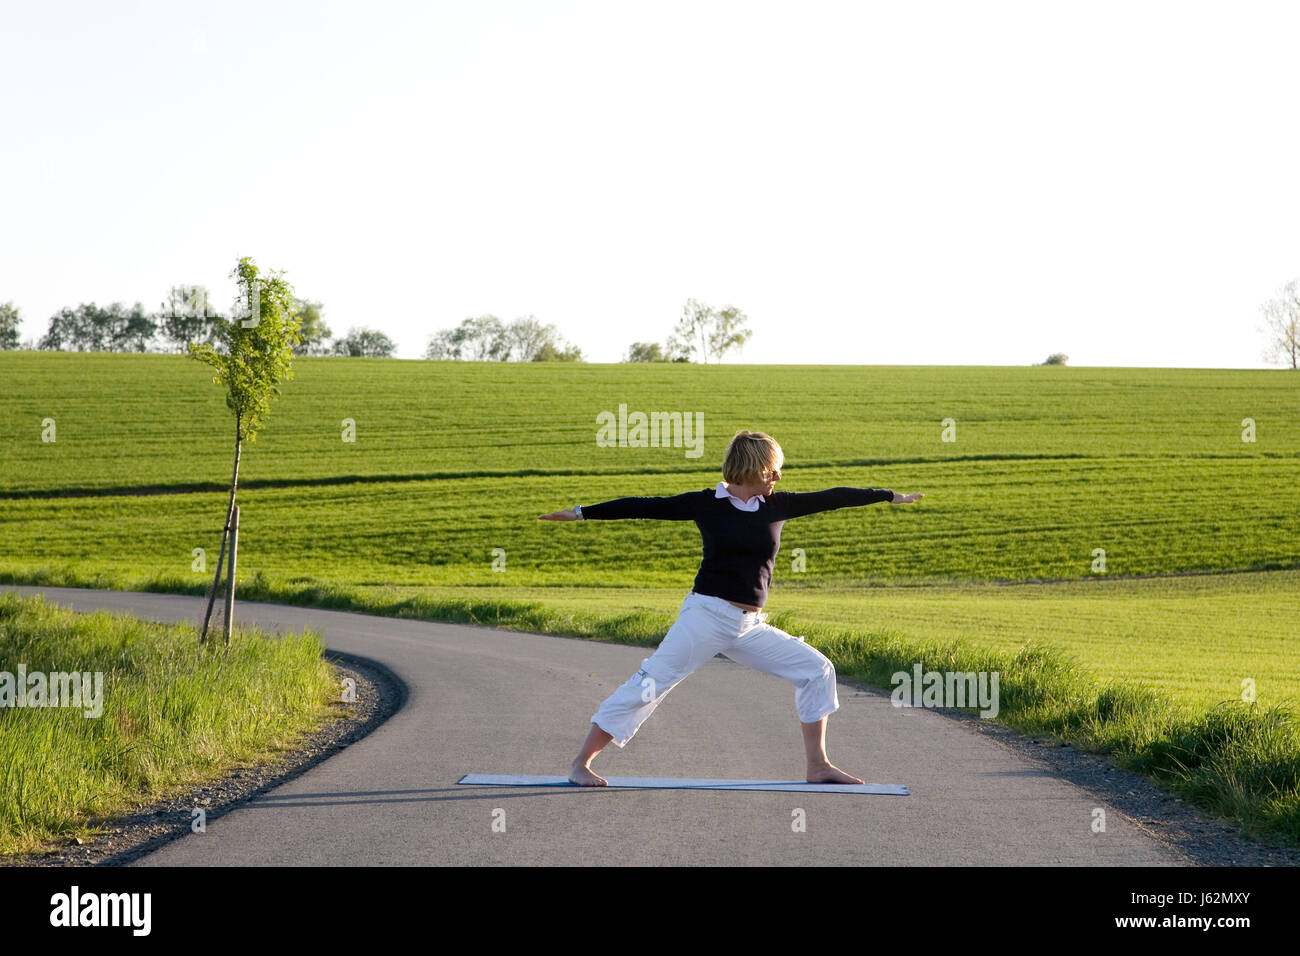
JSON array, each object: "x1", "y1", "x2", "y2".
[
  {"x1": 3, "y1": 354, "x2": 1297, "y2": 586},
  {"x1": 2, "y1": 352, "x2": 1299, "y2": 845}
]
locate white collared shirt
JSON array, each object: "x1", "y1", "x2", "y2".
[{"x1": 715, "y1": 481, "x2": 764, "y2": 512}]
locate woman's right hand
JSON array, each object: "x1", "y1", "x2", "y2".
[{"x1": 538, "y1": 508, "x2": 580, "y2": 520}]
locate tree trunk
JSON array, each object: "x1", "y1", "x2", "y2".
[
  {"x1": 223, "y1": 504, "x2": 239, "y2": 646},
  {"x1": 200, "y1": 411, "x2": 243, "y2": 642}
]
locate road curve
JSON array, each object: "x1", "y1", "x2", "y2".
[{"x1": 5, "y1": 586, "x2": 1186, "y2": 866}]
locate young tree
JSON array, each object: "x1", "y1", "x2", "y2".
[
  {"x1": 1260, "y1": 278, "x2": 1300, "y2": 369},
  {"x1": 0, "y1": 301, "x2": 20, "y2": 350},
  {"x1": 188, "y1": 257, "x2": 302, "y2": 641}
]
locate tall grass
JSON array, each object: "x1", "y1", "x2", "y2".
[{"x1": 0, "y1": 592, "x2": 341, "y2": 856}]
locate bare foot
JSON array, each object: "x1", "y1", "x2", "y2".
[
  {"x1": 806, "y1": 763, "x2": 864, "y2": 785},
  {"x1": 569, "y1": 761, "x2": 608, "y2": 787}
]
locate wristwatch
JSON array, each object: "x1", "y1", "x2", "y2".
[{"x1": 573, "y1": 504, "x2": 583, "y2": 519}]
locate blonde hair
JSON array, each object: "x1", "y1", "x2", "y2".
[{"x1": 723, "y1": 430, "x2": 783, "y2": 485}]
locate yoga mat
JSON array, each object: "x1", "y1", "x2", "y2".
[{"x1": 457, "y1": 774, "x2": 909, "y2": 795}]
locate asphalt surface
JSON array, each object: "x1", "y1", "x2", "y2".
[{"x1": 5, "y1": 586, "x2": 1188, "y2": 865}]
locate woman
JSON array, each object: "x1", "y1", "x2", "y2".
[{"x1": 539, "y1": 429, "x2": 923, "y2": 786}]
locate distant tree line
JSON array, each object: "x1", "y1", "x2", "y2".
[
  {"x1": 422, "y1": 298, "x2": 753, "y2": 364},
  {"x1": 425, "y1": 315, "x2": 582, "y2": 361},
  {"x1": 0, "y1": 287, "x2": 397, "y2": 357},
  {"x1": 16, "y1": 277, "x2": 1300, "y2": 366},
  {"x1": 3, "y1": 291, "x2": 760, "y2": 363}
]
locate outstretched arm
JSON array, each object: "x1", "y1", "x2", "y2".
[
  {"x1": 772, "y1": 486, "x2": 923, "y2": 520},
  {"x1": 538, "y1": 490, "x2": 701, "y2": 522}
]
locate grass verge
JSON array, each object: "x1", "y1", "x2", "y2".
[{"x1": 0, "y1": 591, "x2": 342, "y2": 856}]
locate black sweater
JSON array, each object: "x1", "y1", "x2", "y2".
[{"x1": 580, "y1": 486, "x2": 894, "y2": 608}]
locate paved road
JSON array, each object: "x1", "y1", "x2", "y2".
[{"x1": 6, "y1": 586, "x2": 1186, "y2": 865}]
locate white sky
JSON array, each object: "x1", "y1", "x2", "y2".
[{"x1": 2, "y1": 0, "x2": 1298, "y2": 366}]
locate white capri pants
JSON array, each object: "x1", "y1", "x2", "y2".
[{"x1": 591, "y1": 591, "x2": 840, "y2": 747}]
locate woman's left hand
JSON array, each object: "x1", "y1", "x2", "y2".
[{"x1": 538, "y1": 508, "x2": 580, "y2": 520}]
